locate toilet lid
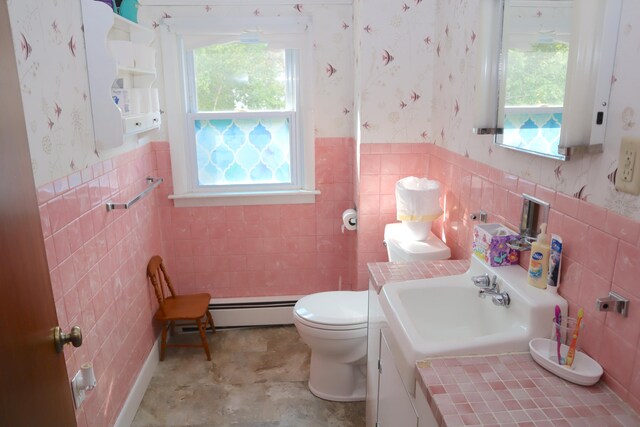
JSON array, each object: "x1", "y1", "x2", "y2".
[
  {"x1": 294, "y1": 291, "x2": 367, "y2": 328},
  {"x1": 388, "y1": 236, "x2": 450, "y2": 257}
]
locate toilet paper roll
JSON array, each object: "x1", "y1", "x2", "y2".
[{"x1": 342, "y1": 209, "x2": 357, "y2": 232}]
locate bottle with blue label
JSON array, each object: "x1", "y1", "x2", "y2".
[{"x1": 528, "y1": 223, "x2": 550, "y2": 289}]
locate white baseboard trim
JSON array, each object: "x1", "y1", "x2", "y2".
[{"x1": 114, "y1": 338, "x2": 160, "y2": 427}]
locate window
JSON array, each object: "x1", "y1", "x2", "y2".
[{"x1": 160, "y1": 17, "x2": 316, "y2": 206}]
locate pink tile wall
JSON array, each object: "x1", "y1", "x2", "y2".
[
  {"x1": 155, "y1": 137, "x2": 356, "y2": 297},
  {"x1": 355, "y1": 143, "x2": 430, "y2": 289},
  {"x1": 37, "y1": 144, "x2": 164, "y2": 427},
  {"x1": 358, "y1": 141, "x2": 640, "y2": 412}
]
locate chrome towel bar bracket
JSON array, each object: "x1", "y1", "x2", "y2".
[{"x1": 106, "y1": 176, "x2": 163, "y2": 212}]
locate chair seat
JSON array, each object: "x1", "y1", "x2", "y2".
[{"x1": 155, "y1": 293, "x2": 211, "y2": 321}]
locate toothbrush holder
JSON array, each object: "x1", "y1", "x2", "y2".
[{"x1": 549, "y1": 316, "x2": 584, "y2": 368}]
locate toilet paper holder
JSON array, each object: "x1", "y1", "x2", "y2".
[{"x1": 341, "y1": 208, "x2": 358, "y2": 232}]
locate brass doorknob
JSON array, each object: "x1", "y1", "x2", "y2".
[{"x1": 54, "y1": 326, "x2": 83, "y2": 353}]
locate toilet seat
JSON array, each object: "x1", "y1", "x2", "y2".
[{"x1": 294, "y1": 291, "x2": 367, "y2": 331}]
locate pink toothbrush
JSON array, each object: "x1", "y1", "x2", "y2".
[{"x1": 555, "y1": 305, "x2": 562, "y2": 365}]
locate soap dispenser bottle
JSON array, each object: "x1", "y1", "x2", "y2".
[{"x1": 528, "y1": 223, "x2": 550, "y2": 289}]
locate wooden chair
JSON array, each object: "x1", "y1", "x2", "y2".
[{"x1": 146, "y1": 255, "x2": 215, "y2": 361}]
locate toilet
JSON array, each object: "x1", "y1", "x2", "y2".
[
  {"x1": 293, "y1": 221, "x2": 450, "y2": 402},
  {"x1": 293, "y1": 291, "x2": 368, "y2": 401}
]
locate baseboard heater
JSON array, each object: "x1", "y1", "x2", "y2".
[{"x1": 177, "y1": 295, "x2": 303, "y2": 333}]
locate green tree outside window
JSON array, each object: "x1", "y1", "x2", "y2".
[{"x1": 193, "y1": 43, "x2": 287, "y2": 112}]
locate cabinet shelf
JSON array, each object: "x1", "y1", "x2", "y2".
[
  {"x1": 81, "y1": 0, "x2": 160, "y2": 150},
  {"x1": 117, "y1": 66, "x2": 156, "y2": 76},
  {"x1": 113, "y1": 14, "x2": 153, "y2": 38}
]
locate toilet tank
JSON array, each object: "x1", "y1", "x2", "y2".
[{"x1": 384, "y1": 223, "x2": 451, "y2": 262}]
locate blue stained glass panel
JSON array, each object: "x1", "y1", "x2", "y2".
[
  {"x1": 211, "y1": 119, "x2": 233, "y2": 133},
  {"x1": 195, "y1": 117, "x2": 291, "y2": 186},
  {"x1": 195, "y1": 123, "x2": 219, "y2": 153},
  {"x1": 225, "y1": 163, "x2": 248, "y2": 182},
  {"x1": 236, "y1": 144, "x2": 261, "y2": 170},
  {"x1": 262, "y1": 145, "x2": 285, "y2": 170},
  {"x1": 249, "y1": 123, "x2": 272, "y2": 150},
  {"x1": 276, "y1": 163, "x2": 290, "y2": 182},
  {"x1": 503, "y1": 111, "x2": 562, "y2": 156},
  {"x1": 223, "y1": 124, "x2": 246, "y2": 151},
  {"x1": 201, "y1": 163, "x2": 223, "y2": 183},
  {"x1": 211, "y1": 146, "x2": 234, "y2": 170},
  {"x1": 250, "y1": 163, "x2": 273, "y2": 182}
]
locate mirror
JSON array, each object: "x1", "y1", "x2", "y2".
[
  {"x1": 497, "y1": 1, "x2": 571, "y2": 160},
  {"x1": 508, "y1": 193, "x2": 550, "y2": 251},
  {"x1": 519, "y1": 193, "x2": 550, "y2": 242},
  {"x1": 474, "y1": 0, "x2": 622, "y2": 160}
]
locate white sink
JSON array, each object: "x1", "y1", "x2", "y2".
[{"x1": 379, "y1": 256, "x2": 567, "y2": 392}]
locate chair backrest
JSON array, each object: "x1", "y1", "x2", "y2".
[{"x1": 147, "y1": 255, "x2": 177, "y2": 315}]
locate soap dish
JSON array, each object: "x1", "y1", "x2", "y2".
[{"x1": 529, "y1": 338, "x2": 603, "y2": 386}]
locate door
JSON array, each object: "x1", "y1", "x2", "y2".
[{"x1": 0, "y1": 2, "x2": 78, "y2": 426}]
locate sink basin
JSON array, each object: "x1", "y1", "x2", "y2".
[
  {"x1": 390, "y1": 279, "x2": 522, "y2": 343},
  {"x1": 379, "y1": 256, "x2": 567, "y2": 391}
]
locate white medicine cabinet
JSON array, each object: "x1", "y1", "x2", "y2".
[{"x1": 81, "y1": 0, "x2": 161, "y2": 150}]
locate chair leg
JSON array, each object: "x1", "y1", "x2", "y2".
[
  {"x1": 196, "y1": 317, "x2": 211, "y2": 361},
  {"x1": 169, "y1": 320, "x2": 175, "y2": 336},
  {"x1": 206, "y1": 310, "x2": 215, "y2": 334},
  {"x1": 160, "y1": 321, "x2": 168, "y2": 361}
]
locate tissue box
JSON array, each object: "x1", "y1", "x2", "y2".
[{"x1": 472, "y1": 224, "x2": 520, "y2": 267}]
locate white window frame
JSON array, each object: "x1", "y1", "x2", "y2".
[{"x1": 160, "y1": 16, "x2": 317, "y2": 207}]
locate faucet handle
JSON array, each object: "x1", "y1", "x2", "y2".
[
  {"x1": 471, "y1": 274, "x2": 497, "y2": 289},
  {"x1": 491, "y1": 292, "x2": 510, "y2": 307}
]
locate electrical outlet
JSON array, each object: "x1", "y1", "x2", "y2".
[{"x1": 615, "y1": 137, "x2": 640, "y2": 195}]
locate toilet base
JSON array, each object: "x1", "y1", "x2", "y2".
[{"x1": 307, "y1": 353, "x2": 366, "y2": 402}]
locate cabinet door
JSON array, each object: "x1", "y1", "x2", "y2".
[{"x1": 377, "y1": 331, "x2": 418, "y2": 427}]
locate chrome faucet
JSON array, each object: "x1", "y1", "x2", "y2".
[{"x1": 471, "y1": 274, "x2": 510, "y2": 307}]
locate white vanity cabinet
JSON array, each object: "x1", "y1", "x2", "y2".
[
  {"x1": 377, "y1": 329, "x2": 418, "y2": 427},
  {"x1": 81, "y1": 0, "x2": 161, "y2": 150},
  {"x1": 367, "y1": 280, "x2": 424, "y2": 427}
]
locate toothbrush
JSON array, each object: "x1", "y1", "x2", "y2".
[
  {"x1": 555, "y1": 305, "x2": 562, "y2": 365},
  {"x1": 565, "y1": 308, "x2": 584, "y2": 367}
]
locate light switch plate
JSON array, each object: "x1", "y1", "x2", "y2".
[
  {"x1": 71, "y1": 370, "x2": 86, "y2": 409},
  {"x1": 615, "y1": 137, "x2": 640, "y2": 195}
]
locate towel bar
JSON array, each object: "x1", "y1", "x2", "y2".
[{"x1": 106, "y1": 176, "x2": 163, "y2": 211}]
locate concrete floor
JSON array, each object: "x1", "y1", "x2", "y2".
[{"x1": 131, "y1": 325, "x2": 366, "y2": 427}]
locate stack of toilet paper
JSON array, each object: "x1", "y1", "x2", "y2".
[{"x1": 395, "y1": 177, "x2": 443, "y2": 241}]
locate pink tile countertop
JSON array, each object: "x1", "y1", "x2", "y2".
[
  {"x1": 367, "y1": 259, "x2": 470, "y2": 293},
  {"x1": 417, "y1": 353, "x2": 640, "y2": 427}
]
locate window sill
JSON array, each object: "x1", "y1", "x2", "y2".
[{"x1": 168, "y1": 189, "x2": 320, "y2": 207}]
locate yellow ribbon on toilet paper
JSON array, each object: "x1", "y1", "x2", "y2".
[{"x1": 396, "y1": 210, "x2": 443, "y2": 222}]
